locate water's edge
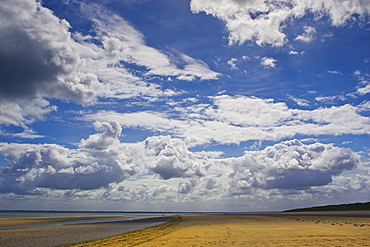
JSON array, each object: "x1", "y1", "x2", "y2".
[{"x1": 0, "y1": 215, "x2": 170, "y2": 230}]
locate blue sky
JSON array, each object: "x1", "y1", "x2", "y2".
[{"x1": 0, "y1": 0, "x2": 369, "y2": 212}]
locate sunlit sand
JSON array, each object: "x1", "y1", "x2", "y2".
[
  {"x1": 69, "y1": 213, "x2": 370, "y2": 247},
  {"x1": 0, "y1": 213, "x2": 369, "y2": 246}
]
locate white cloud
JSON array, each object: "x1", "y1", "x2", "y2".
[
  {"x1": 227, "y1": 139, "x2": 362, "y2": 193},
  {"x1": 327, "y1": 70, "x2": 342, "y2": 74},
  {"x1": 0, "y1": 0, "x2": 101, "y2": 104},
  {"x1": 314, "y1": 71, "x2": 369, "y2": 104},
  {"x1": 295, "y1": 26, "x2": 316, "y2": 43},
  {"x1": 357, "y1": 83, "x2": 370, "y2": 95},
  {"x1": 79, "y1": 121, "x2": 122, "y2": 150},
  {"x1": 82, "y1": 3, "x2": 220, "y2": 81},
  {"x1": 315, "y1": 95, "x2": 346, "y2": 103},
  {"x1": 0, "y1": 125, "x2": 368, "y2": 207},
  {"x1": 86, "y1": 111, "x2": 176, "y2": 132},
  {"x1": 288, "y1": 95, "x2": 310, "y2": 106},
  {"x1": 0, "y1": 0, "x2": 220, "y2": 135},
  {"x1": 190, "y1": 0, "x2": 370, "y2": 46},
  {"x1": 86, "y1": 95, "x2": 370, "y2": 147},
  {"x1": 191, "y1": 0, "x2": 289, "y2": 46},
  {"x1": 0, "y1": 98, "x2": 57, "y2": 135},
  {"x1": 0, "y1": 122, "x2": 211, "y2": 194},
  {"x1": 0, "y1": 122, "x2": 144, "y2": 192},
  {"x1": 227, "y1": 58, "x2": 238, "y2": 70},
  {"x1": 261, "y1": 57, "x2": 277, "y2": 68},
  {"x1": 178, "y1": 179, "x2": 198, "y2": 194},
  {"x1": 358, "y1": 101, "x2": 370, "y2": 112},
  {"x1": 354, "y1": 71, "x2": 370, "y2": 95},
  {"x1": 144, "y1": 136, "x2": 210, "y2": 179}
]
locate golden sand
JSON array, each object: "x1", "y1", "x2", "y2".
[{"x1": 68, "y1": 213, "x2": 370, "y2": 247}]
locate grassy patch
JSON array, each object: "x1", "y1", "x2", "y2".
[{"x1": 284, "y1": 202, "x2": 370, "y2": 212}]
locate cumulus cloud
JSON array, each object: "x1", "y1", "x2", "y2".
[
  {"x1": 295, "y1": 26, "x2": 316, "y2": 43},
  {"x1": 144, "y1": 136, "x2": 209, "y2": 179},
  {"x1": 227, "y1": 139, "x2": 361, "y2": 194},
  {"x1": 0, "y1": 0, "x2": 100, "y2": 132},
  {"x1": 80, "y1": 121, "x2": 122, "y2": 150},
  {"x1": 0, "y1": 0, "x2": 100, "y2": 104},
  {"x1": 0, "y1": 121, "x2": 212, "y2": 194},
  {"x1": 227, "y1": 58, "x2": 238, "y2": 70},
  {"x1": 261, "y1": 57, "x2": 277, "y2": 68},
  {"x1": 190, "y1": 0, "x2": 370, "y2": 46},
  {"x1": 0, "y1": 122, "x2": 141, "y2": 192},
  {"x1": 178, "y1": 179, "x2": 198, "y2": 194},
  {"x1": 0, "y1": 124, "x2": 368, "y2": 206}
]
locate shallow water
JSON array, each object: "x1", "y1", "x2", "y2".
[
  {"x1": 0, "y1": 211, "x2": 160, "y2": 219},
  {"x1": 0, "y1": 211, "x2": 171, "y2": 230},
  {"x1": 0, "y1": 216, "x2": 173, "y2": 247},
  {"x1": 0, "y1": 215, "x2": 166, "y2": 230}
]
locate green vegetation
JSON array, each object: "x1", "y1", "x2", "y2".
[{"x1": 284, "y1": 202, "x2": 370, "y2": 212}]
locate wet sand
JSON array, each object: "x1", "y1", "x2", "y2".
[
  {"x1": 70, "y1": 212, "x2": 370, "y2": 247},
  {"x1": 0, "y1": 216, "x2": 122, "y2": 228},
  {"x1": 0, "y1": 216, "x2": 172, "y2": 247}
]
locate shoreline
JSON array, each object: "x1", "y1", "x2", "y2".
[
  {"x1": 0, "y1": 215, "x2": 170, "y2": 230},
  {"x1": 0, "y1": 216, "x2": 125, "y2": 228}
]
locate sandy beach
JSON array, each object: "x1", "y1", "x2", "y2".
[
  {"x1": 69, "y1": 212, "x2": 370, "y2": 247},
  {"x1": 0, "y1": 212, "x2": 369, "y2": 246}
]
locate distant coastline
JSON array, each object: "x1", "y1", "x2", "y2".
[{"x1": 284, "y1": 202, "x2": 370, "y2": 212}]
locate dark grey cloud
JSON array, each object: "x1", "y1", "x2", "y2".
[
  {"x1": 0, "y1": 145, "x2": 128, "y2": 191},
  {"x1": 264, "y1": 170, "x2": 335, "y2": 190},
  {"x1": 0, "y1": 0, "x2": 99, "y2": 104},
  {"x1": 0, "y1": 27, "x2": 59, "y2": 100}
]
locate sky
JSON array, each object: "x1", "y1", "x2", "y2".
[{"x1": 0, "y1": 0, "x2": 369, "y2": 212}]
